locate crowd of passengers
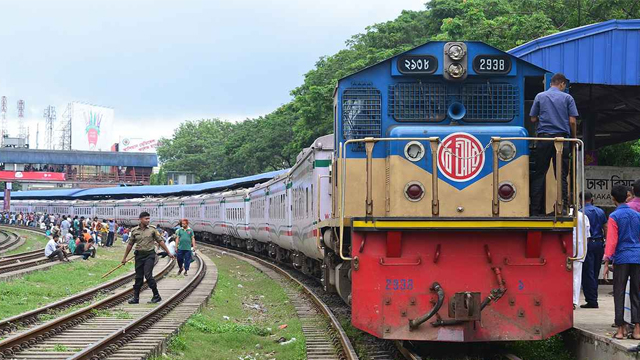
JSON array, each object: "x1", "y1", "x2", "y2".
[{"x1": 2, "y1": 211, "x2": 183, "y2": 264}]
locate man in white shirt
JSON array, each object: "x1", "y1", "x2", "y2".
[
  {"x1": 573, "y1": 210, "x2": 591, "y2": 308},
  {"x1": 44, "y1": 235, "x2": 69, "y2": 262},
  {"x1": 60, "y1": 216, "x2": 71, "y2": 238}
]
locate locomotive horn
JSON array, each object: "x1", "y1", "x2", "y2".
[{"x1": 447, "y1": 101, "x2": 466, "y2": 121}]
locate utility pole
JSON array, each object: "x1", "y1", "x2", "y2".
[
  {"x1": 0, "y1": 96, "x2": 6, "y2": 145},
  {"x1": 44, "y1": 105, "x2": 56, "y2": 150},
  {"x1": 17, "y1": 100, "x2": 25, "y2": 141}
]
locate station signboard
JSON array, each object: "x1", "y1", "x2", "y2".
[
  {"x1": 0, "y1": 171, "x2": 66, "y2": 181},
  {"x1": 119, "y1": 137, "x2": 159, "y2": 153}
]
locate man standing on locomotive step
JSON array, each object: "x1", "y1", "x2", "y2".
[
  {"x1": 580, "y1": 191, "x2": 607, "y2": 309},
  {"x1": 529, "y1": 73, "x2": 578, "y2": 216},
  {"x1": 121, "y1": 211, "x2": 175, "y2": 304}
]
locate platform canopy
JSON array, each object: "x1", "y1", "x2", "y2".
[
  {"x1": 0, "y1": 148, "x2": 158, "y2": 167},
  {"x1": 509, "y1": 20, "x2": 640, "y2": 149},
  {"x1": 3, "y1": 169, "x2": 289, "y2": 200}
]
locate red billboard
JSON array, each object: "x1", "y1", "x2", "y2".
[{"x1": 0, "y1": 171, "x2": 66, "y2": 181}]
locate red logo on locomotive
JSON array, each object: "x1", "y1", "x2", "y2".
[{"x1": 437, "y1": 132, "x2": 485, "y2": 182}]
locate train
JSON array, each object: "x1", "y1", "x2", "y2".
[{"x1": 8, "y1": 40, "x2": 584, "y2": 343}]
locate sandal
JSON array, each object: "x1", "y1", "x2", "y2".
[{"x1": 613, "y1": 334, "x2": 626, "y2": 340}]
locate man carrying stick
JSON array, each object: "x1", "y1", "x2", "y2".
[{"x1": 121, "y1": 211, "x2": 175, "y2": 304}]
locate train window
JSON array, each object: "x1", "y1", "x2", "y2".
[
  {"x1": 388, "y1": 83, "x2": 446, "y2": 122},
  {"x1": 342, "y1": 88, "x2": 381, "y2": 151},
  {"x1": 461, "y1": 83, "x2": 518, "y2": 122}
]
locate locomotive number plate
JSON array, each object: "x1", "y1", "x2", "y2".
[
  {"x1": 473, "y1": 54, "x2": 512, "y2": 74},
  {"x1": 386, "y1": 279, "x2": 414, "y2": 291},
  {"x1": 397, "y1": 55, "x2": 438, "y2": 74}
]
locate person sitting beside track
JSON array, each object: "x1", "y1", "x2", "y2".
[
  {"x1": 157, "y1": 237, "x2": 176, "y2": 259},
  {"x1": 74, "y1": 238, "x2": 97, "y2": 260},
  {"x1": 603, "y1": 184, "x2": 640, "y2": 340},
  {"x1": 44, "y1": 234, "x2": 70, "y2": 262}
]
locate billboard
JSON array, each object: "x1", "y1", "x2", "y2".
[
  {"x1": 71, "y1": 102, "x2": 114, "y2": 151},
  {"x1": 0, "y1": 171, "x2": 66, "y2": 181},
  {"x1": 119, "y1": 137, "x2": 159, "y2": 153}
]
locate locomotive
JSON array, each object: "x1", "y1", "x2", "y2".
[{"x1": 9, "y1": 41, "x2": 584, "y2": 343}]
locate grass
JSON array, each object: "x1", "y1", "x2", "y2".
[
  {"x1": 2, "y1": 227, "x2": 51, "y2": 256},
  {"x1": 156, "y1": 250, "x2": 306, "y2": 360},
  {"x1": 0, "y1": 236, "x2": 134, "y2": 321}
]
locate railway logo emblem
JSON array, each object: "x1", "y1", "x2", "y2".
[{"x1": 437, "y1": 132, "x2": 485, "y2": 182}]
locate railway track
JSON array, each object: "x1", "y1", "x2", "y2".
[
  {"x1": 0, "y1": 229, "x2": 24, "y2": 253},
  {"x1": 198, "y1": 242, "x2": 360, "y2": 360},
  {"x1": 0, "y1": 253, "x2": 207, "y2": 359},
  {"x1": 0, "y1": 255, "x2": 171, "y2": 337}
]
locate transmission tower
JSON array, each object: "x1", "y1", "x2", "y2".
[
  {"x1": 0, "y1": 96, "x2": 6, "y2": 145},
  {"x1": 17, "y1": 100, "x2": 25, "y2": 140},
  {"x1": 43, "y1": 105, "x2": 56, "y2": 150},
  {"x1": 57, "y1": 102, "x2": 72, "y2": 150},
  {"x1": 36, "y1": 123, "x2": 40, "y2": 149}
]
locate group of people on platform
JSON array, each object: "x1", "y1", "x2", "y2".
[
  {"x1": 6, "y1": 210, "x2": 197, "y2": 294},
  {"x1": 573, "y1": 181, "x2": 640, "y2": 340}
]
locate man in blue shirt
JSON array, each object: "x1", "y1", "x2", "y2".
[
  {"x1": 529, "y1": 73, "x2": 579, "y2": 216},
  {"x1": 580, "y1": 191, "x2": 607, "y2": 308}
]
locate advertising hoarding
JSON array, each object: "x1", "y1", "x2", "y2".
[
  {"x1": 71, "y1": 102, "x2": 114, "y2": 151},
  {"x1": 119, "y1": 137, "x2": 159, "y2": 153},
  {"x1": 0, "y1": 171, "x2": 66, "y2": 181}
]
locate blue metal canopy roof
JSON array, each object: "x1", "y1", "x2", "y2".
[
  {"x1": 0, "y1": 148, "x2": 158, "y2": 167},
  {"x1": 5, "y1": 169, "x2": 289, "y2": 200},
  {"x1": 509, "y1": 20, "x2": 640, "y2": 85}
]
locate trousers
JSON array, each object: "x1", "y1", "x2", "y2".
[
  {"x1": 106, "y1": 232, "x2": 115, "y2": 247},
  {"x1": 177, "y1": 249, "x2": 192, "y2": 271},
  {"x1": 573, "y1": 261, "x2": 583, "y2": 306},
  {"x1": 133, "y1": 251, "x2": 158, "y2": 296},
  {"x1": 582, "y1": 240, "x2": 604, "y2": 305},
  {"x1": 47, "y1": 249, "x2": 65, "y2": 262},
  {"x1": 613, "y1": 263, "x2": 640, "y2": 326},
  {"x1": 530, "y1": 137, "x2": 570, "y2": 215}
]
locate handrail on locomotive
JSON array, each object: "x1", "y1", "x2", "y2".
[{"x1": 335, "y1": 136, "x2": 587, "y2": 265}]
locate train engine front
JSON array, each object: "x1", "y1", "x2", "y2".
[{"x1": 331, "y1": 41, "x2": 579, "y2": 342}]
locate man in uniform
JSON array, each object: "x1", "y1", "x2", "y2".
[
  {"x1": 580, "y1": 191, "x2": 607, "y2": 308},
  {"x1": 121, "y1": 211, "x2": 175, "y2": 304},
  {"x1": 529, "y1": 73, "x2": 579, "y2": 215}
]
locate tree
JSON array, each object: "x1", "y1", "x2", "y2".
[{"x1": 157, "y1": 0, "x2": 640, "y2": 178}]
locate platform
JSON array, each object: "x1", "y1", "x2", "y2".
[{"x1": 573, "y1": 284, "x2": 640, "y2": 360}]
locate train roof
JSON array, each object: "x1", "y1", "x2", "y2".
[
  {"x1": 3, "y1": 169, "x2": 289, "y2": 200},
  {"x1": 335, "y1": 40, "x2": 550, "y2": 91}
]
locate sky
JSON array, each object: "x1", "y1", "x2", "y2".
[{"x1": 0, "y1": 0, "x2": 426, "y2": 149}]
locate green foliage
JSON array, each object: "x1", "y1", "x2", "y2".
[
  {"x1": 157, "y1": 0, "x2": 640, "y2": 177},
  {"x1": 597, "y1": 140, "x2": 640, "y2": 167},
  {"x1": 149, "y1": 167, "x2": 166, "y2": 185},
  {"x1": 508, "y1": 334, "x2": 574, "y2": 360}
]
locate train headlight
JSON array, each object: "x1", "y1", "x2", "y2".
[
  {"x1": 498, "y1": 181, "x2": 516, "y2": 202},
  {"x1": 447, "y1": 44, "x2": 465, "y2": 61},
  {"x1": 447, "y1": 63, "x2": 465, "y2": 78},
  {"x1": 404, "y1": 141, "x2": 425, "y2": 162},
  {"x1": 498, "y1": 141, "x2": 517, "y2": 161},
  {"x1": 404, "y1": 181, "x2": 425, "y2": 202}
]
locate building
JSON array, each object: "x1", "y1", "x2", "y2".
[{"x1": 0, "y1": 148, "x2": 158, "y2": 190}]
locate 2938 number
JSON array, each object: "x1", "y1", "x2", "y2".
[{"x1": 386, "y1": 279, "x2": 414, "y2": 291}]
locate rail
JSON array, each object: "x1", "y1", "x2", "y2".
[
  {"x1": 198, "y1": 242, "x2": 359, "y2": 360},
  {"x1": 337, "y1": 136, "x2": 587, "y2": 264}
]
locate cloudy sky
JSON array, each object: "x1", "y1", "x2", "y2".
[{"x1": 0, "y1": 0, "x2": 425, "y2": 148}]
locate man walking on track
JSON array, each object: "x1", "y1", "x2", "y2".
[
  {"x1": 121, "y1": 212, "x2": 175, "y2": 304},
  {"x1": 529, "y1": 73, "x2": 578, "y2": 216},
  {"x1": 176, "y1": 219, "x2": 196, "y2": 276}
]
